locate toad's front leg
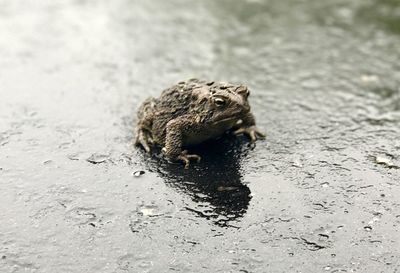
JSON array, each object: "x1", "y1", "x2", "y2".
[
  {"x1": 234, "y1": 126, "x2": 265, "y2": 142},
  {"x1": 233, "y1": 113, "x2": 265, "y2": 142},
  {"x1": 162, "y1": 118, "x2": 201, "y2": 169}
]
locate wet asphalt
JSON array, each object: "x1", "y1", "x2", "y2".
[{"x1": 0, "y1": 0, "x2": 399, "y2": 272}]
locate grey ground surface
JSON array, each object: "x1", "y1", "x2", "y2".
[{"x1": 1, "y1": 0, "x2": 400, "y2": 272}]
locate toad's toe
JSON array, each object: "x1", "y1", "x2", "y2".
[
  {"x1": 135, "y1": 129, "x2": 153, "y2": 153},
  {"x1": 234, "y1": 126, "x2": 265, "y2": 142},
  {"x1": 178, "y1": 150, "x2": 201, "y2": 169}
]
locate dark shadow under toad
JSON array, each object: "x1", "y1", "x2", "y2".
[{"x1": 144, "y1": 135, "x2": 253, "y2": 226}]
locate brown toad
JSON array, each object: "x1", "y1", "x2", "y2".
[{"x1": 135, "y1": 79, "x2": 265, "y2": 168}]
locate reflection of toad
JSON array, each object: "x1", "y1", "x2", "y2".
[
  {"x1": 135, "y1": 79, "x2": 265, "y2": 168},
  {"x1": 145, "y1": 135, "x2": 252, "y2": 226}
]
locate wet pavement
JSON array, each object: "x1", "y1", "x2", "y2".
[{"x1": 1, "y1": 0, "x2": 400, "y2": 272}]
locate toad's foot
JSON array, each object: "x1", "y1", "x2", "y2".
[
  {"x1": 177, "y1": 150, "x2": 201, "y2": 169},
  {"x1": 134, "y1": 128, "x2": 154, "y2": 153},
  {"x1": 234, "y1": 126, "x2": 266, "y2": 142}
]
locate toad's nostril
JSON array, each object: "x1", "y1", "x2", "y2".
[{"x1": 243, "y1": 105, "x2": 250, "y2": 112}]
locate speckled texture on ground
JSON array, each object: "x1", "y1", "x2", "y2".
[{"x1": 0, "y1": 0, "x2": 399, "y2": 272}]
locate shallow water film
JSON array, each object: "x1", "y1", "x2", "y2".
[{"x1": 1, "y1": 0, "x2": 400, "y2": 272}]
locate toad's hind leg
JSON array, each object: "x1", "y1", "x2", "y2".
[
  {"x1": 135, "y1": 97, "x2": 156, "y2": 153},
  {"x1": 135, "y1": 127, "x2": 154, "y2": 153}
]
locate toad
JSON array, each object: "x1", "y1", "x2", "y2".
[{"x1": 135, "y1": 79, "x2": 265, "y2": 168}]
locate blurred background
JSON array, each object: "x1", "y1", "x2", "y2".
[{"x1": 0, "y1": 0, "x2": 399, "y2": 272}]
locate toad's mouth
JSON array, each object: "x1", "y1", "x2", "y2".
[
  {"x1": 211, "y1": 109, "x2": 249, "y2": 125},
  {"x1": 212, "y1": 116, "x2": 238, "y2": 124}
]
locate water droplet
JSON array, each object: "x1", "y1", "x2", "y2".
[
  {"x1": 360, "y1": 74, "x2": 379, "y2": 84},
  {"x1": 318, "y1": 234, "x2": 330, "y2": 240},
  {"x1": 292, "y1": 160, "x2": 302, "y2": 168},
  {"x1": 140, "y1": 208, "x2": 156, "y2": 216},
  {"x1": 217, "y1": 186, "x2": 238, "y2": 191},
  {"x1": 133, "y1": 170, "x2": 145, "y2": 177},
  {"x1": 68, "y1": 153, "x2": 81, "y2": 161},
  {"x1": 364, "y1": 225, "x2": 372, "y2": 231},
  {"x1": 321, "y1": 182, "x2": 329, "y2": 188},
  {"x1": 86, "y1": 153, "x2": 109, "y2": 164},
  {"x1": 374, "y1": 156, "x2": 398, "y2": 168},
  {"x1": 375, "y1": 156, "x2": 391, "y2": 164},
  {"x1": 324, "y1": 265, "x2": 332, "y2": 271}
]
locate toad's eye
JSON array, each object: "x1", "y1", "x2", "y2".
[
  {"x1": 239, "y1": 88, "x2": 250, "y2": 98},
  {"x1": 214, "y1": 98, "x2": 226, "y2": 107}
]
